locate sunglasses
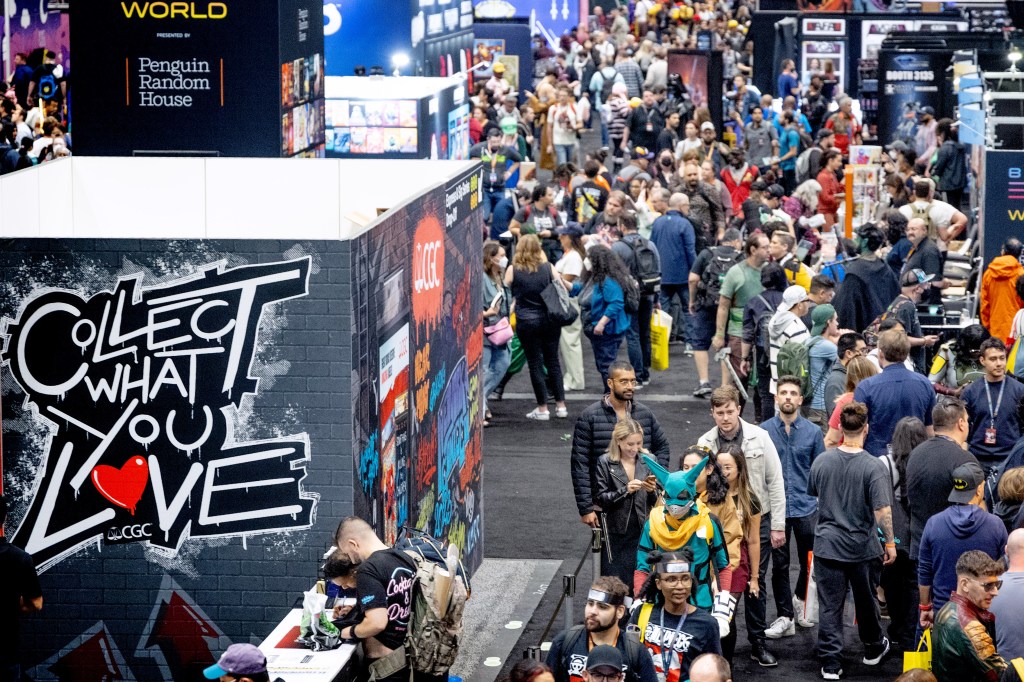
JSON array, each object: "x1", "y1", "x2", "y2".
[{"x1": 968, "y1": 578, "x2": 1002, "y2": 592}]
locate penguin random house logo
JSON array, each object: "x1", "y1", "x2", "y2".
[{"x1": 0, "y1": 257, "x2": 318, "y2": 571}]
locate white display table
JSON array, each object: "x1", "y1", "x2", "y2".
[{"x1": 259, "y1": 608, "x2": 356, "y2": 681}]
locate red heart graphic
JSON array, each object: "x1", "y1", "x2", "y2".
[{"x1": 91, "y1": 456, "x2": 149, "y2": 515}]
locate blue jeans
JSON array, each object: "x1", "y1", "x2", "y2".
[
  {"x1": 626, "y1": 295, "x2": 654, "y2": 382},
  {"x1": 587, "y1": 331, "x2": 624, "y2": 389},
  {"x1": 659, "y1": 284, "x2": 691, "y2": 343},
  {"x1": 483, "y1": 189, "x2": 505, "y2": 222},
  {"x1": 483, "y1": 342, "x2": 511, "y2": 415},
  {"x1": 555, "y1": 143, "x2": 577, "y2": 166}
]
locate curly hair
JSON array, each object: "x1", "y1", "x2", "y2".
[
  {"x1": 586, "y1": 244, "x2": 634, "y2": 290},
  {"x1": 635, "y1": 548, "x2": 695, "y2": 605},
  {"x1": 681, "y1": 446, "x2": 729, "y2": 506}
]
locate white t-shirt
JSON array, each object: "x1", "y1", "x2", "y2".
[
  {"x1": 550, "y1": 102, "x2": 581, "y2": 146},
  {"x1": 675, "y1": 137, "x2": 702, "y2": 158},
  {"x1": 899, "y1": 199, "x2": 956, "y2": 237},
  {"x1": 556, "y1": 248, "x2": 584, "y2": 279}
]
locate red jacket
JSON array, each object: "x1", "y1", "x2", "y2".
[
  {"x1": 981, "y1": 255, "x2": 1024, "y2": 342},
  {"x1": 720, "y1": 164, "x2": 759, "y2": 214}
]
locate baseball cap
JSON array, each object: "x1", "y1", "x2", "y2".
[
  {"x1": 700, "y1": 121, "x2": 716, "y2": 132},
  {"x1": 810, "y1": 303, "x2": 836, "y2": 336},
  {"x1": 632, "y1": 146, "x2": 654, "y2": 160},
  {"x1": 886, "y1": 140, "x2": 909, "y2": 153},
  {"x1": 815, "y1": 128, "x2": 835, "y2": 141},
  {"x1": 919, "y1": 106, "x2": 935, "y2": 118},
  {"x1": 500, "y1": 116, "x2": 518, "y2": 134},
  {"x1": 767, "y1": 184, "x2": 785, "y2": 199},
  {"x1": 492, "y1": 62, "x2": 505, "y2": 73},
  {"x1": 900, "y1": 268, "x2": 936, "y2": 288},
  {"x1": 556, "y1": 223, "x2": 585, "y2": 238},
  {"x1": 204, "y1": 644, "x2": 268, "y2": 679},
  {"x1": 778, "y1": 285, "x2": 808, "y2": 312},
  {"x1": 948, "y1": 462, "x2": 985, "y2": 503},
  {"x1": 586, "y1": 645, "x2": 624, "y2": 673}
]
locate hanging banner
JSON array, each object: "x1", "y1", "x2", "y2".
[
  {"x1": 983, "y1": 150, "x2": 1024, "y2": 267},
  {"x1": 877, "y1": 50, "x2": 946, "y2": 149}
]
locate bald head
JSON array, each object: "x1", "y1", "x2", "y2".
[
  {"x1": 689, "y1": 653, "x2": 731, "y2": 682},
  {"x1": 906, "y1": 218, "x2": 927, "y2": 244},
  {"x1": 670, "y1": 192, "x2": 690, "y2": 212},
  {"x1": 1008, "y1": 528, "x2": 1024, "y2": 569}
]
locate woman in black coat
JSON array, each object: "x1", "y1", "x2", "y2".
[{"x1": 594, "y1": 418, "x2": 659, "y2": 594}]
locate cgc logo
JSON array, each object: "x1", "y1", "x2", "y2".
[{"x1": 105, "y1": 523, "x2": 154, "y2": 544}]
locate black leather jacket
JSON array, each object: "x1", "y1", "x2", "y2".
[{"x1": 594, "y1": 455, "x2": 659, "y2": 535}]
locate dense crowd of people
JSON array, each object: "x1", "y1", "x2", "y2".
[
  {"x1": 1, "y1": 49, "x2": 70, "y2": 173},
  {"x1": 475, "y1": 3, "x2": 1024, "y2": 682}
]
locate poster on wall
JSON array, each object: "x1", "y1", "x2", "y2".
[
  {"x1": 982, "y1": 150, "x2": 1024, "y2": 267},
  {"x1": 473, "y1": 38, "x2": 506, "y2": 79},
  {"x1": 667, "y1": 50, "x2": 722, "y2": 133},
  {"x1": 449, "y1": 103, "x2": 471, "y2": 160},
  {"x1": 473, "y1": 0, "x2": 578, "y2": 46},
  {"x1": 800, "y1": 19, "x2": 845, "y2": 87},
  {"x1": 877, "y1": 51, "x2": 945, "y2": 148},
  {"x1": 861, "y1": 20, "x2": 911, "y2": 60}
]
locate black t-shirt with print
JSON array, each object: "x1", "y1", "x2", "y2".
[
  {"x1": 470, "y1": 143, "x2": 522, "y2": 190},
  {"x1": 355, "y1": 548, "x2": 416, "y2": 650}
]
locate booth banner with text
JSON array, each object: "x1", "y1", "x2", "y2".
[
  {"x1": 1, "y1": 240, "x2": 350, "y2": 680},
  {"x1": 71, "y1": 0, "x2": 323, "y2": 157},
  {"x1": 983, "y1": 150, "x2": 1024, "y2": 267},
  {"x1": 351, "y1": 165, "x2": 485, "y2": 571},
  {"x1": 877, "y1": 51, "x2": 946, "y2": 149}
]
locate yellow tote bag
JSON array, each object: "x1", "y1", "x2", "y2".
[
  {"x1": 1008, "y1": 336, "x2": 1021, "y2": 377},
  {"x1": 650, "y1": 310, "x2": 672, "y2": 371},
  {"x1": 903, "y1": 628, "x2": 932, "y2": 672}
]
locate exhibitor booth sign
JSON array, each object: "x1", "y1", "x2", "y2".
[{"x1": 72, "y1": 0, "x2": 324, "y2": 157}]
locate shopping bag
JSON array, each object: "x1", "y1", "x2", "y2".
[
  {"x1": 650, "y1": 309, "x2": 672, "y2": 371},
  {"x1": 803, "y1": 551, "x2": 819, "y2": 624},
  {"x1": 903, "y1": 629, "x2": 932, "y2": 672},
  {"x1": 1008, "y1": 336, "x2": 1021, "y2": 379}
]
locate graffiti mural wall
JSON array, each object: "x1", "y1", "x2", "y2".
[
  {"x1": 350, "y1": 165, "x2": 486, "y2": 572},
  {"x1": 1, "y1": 239, "x2": 350, "y2": 679}
]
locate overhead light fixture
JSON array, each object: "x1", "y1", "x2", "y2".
[
  {"x1": 1009, "y1": 47, "x2": 1022, "y2": 72},
  {"x1": 392, "y1": 53, "x2": 410, "y2": 77}
]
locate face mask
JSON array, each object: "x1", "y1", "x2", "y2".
[
  {"x1": 666, "y1": 501, "x2": 695, "y2": 520},
  {"x1": 498, "y1": 256, "x2": 509, "y2": 269}
]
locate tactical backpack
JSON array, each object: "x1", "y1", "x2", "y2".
[
  {"x1": 776, "y1": 335, "x2": 825, "y2": 400},
  {"x1": 394, "y1": 530, "x2": 471, "y2": 677}
]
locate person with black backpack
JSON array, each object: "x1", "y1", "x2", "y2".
[
  {"x1": 689, "y1": 228, "x2": 744, "y2": 397},
  {"x1": 742, "y1": 263, "x2": 788, "y2": 423},
  {"x1": 612, "y1": 212, "x2": 661, "y2": 387},
  {"x1": 546, "y1": 576, "x2": 657, "y2": 682}
]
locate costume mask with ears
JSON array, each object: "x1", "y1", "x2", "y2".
[{"x1": 642, "y1": 454, "x2": 708, "y2": 521}]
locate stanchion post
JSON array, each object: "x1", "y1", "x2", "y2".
[
  {"x1": 591, "y1": 526, "x2": 602, "y2": 580},
  {"x1": 562, "y1": 574, "x2": 576, "y2": 632},
  {"x1": 524, "y1": 646, "x2": 541, "y2": 660}
]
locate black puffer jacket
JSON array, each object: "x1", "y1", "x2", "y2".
[{"x1": 571, "y1": 398, "x2": 670, "y2": 516}]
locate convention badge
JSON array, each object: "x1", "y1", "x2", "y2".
[
  {"x1": 645, "y1": 121, "x2": 654, "y2": 132},
  {"x1": 490, "y1": 172, "x2": 498, "y2": 185},
  {"x1": 587, "y1": 589, "x2": 625, "y2": 606},
  {"x1": 985, "y1": 427, "x2": 997, "y2": 445}
]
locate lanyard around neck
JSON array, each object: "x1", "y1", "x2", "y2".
[{"x1": 658, "y1": 607, "x2": 687, "y2": 673}]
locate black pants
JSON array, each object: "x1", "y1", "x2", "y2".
[
  {"x1": 771, "y1": 512, "x2": 817, "y2": 618},
  {"x1": 753, "y1": 345, "x2": 772, "y2": 423},
  {"x1": 626, "y1": 295, "x2": 654, "y2": 382},
  {"x1": 880, "y1": 551, "x2": 917, "y2": 650},
  {"x1": 816, "y1": 556, "x2": 884, "y2": 667},
  {"x1": 744, "y1": 514, "x2": 771, "y2": 645},
  {"x1": 516, "y1": 315, "x2": 565, "y2": 405}
]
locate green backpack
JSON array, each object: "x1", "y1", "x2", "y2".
[{"x1": 776, "y1": 336, "x2": 825, "y2": 400}]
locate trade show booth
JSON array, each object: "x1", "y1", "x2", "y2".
[
  {"x1": 0, "y1": 156, "x2": 484, "y2": 680},
  {"x1": 324, "y1": 76, "x2": 471, "y2": 159}
]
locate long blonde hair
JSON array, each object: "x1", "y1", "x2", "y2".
[
  {"x1": 608, "y1": 419, "x2": 644, "y2": 463},
  {"x1": 845, "y1": 356, "x2": 878, "y2": 393},
  {"x1": 513, "y1": 233, "x2": 547, "y2": 273}
]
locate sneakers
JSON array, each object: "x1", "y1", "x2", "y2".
[
  {"x1": 684, "y1": 343, "x2": 694, "y2": 357},
  {"x1": 488, "y1": 390, "x2": 502, "y2": 401},
  {"x1": 749, "y1": 643, "x2": 778, "y2": 667},
  {"x1": 820, "y1": 664, "x2": 843, "y2": 680},
  {"x1": 526, "y1": 409, "x2": 550, "y2": 421},
  {"x1": 555, "y1": 407, "x2": 569, "y2": 418},
  {"x1": 693, "y1": 382, "x2": 713, "y2": 398},
  {"x1": 764, "y1": 616, "x2": 795, "y2": 639},
  {"x1": 793, "y1": 596, "x2": 814, "y2": 628},
  {"x1": 862, "y1": 637, "x2": 890, "y2": 666}
]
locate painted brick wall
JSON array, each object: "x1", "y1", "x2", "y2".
[{"x1": 1, "y1": 238, "x2": 354, "y2": 680}]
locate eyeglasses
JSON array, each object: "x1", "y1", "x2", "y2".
[
  {"x1": 657, "y1": 574, "x2": 692, "y2": 586},
  {"x1": 968, "y1": 578, "x2": 1002, "y2": 592}
]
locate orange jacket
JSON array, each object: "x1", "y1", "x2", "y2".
[{"x1": 981, "y1": 255, "x2": 1024, "y2": 342}]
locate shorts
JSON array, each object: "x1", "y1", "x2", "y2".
[{"x1": 690, "y1": 306, "x2": 717, "y2": 351}]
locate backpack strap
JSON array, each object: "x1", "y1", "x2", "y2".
[
  {"x1": 636, "y1": 603, "x2": 654, "y2": 643},
  {"x1": 621, "y1": 631, "x2": 645, "y2": 676},
  {"x1": 560, "y1": 624, "x2": 588, "y2": 675}
]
